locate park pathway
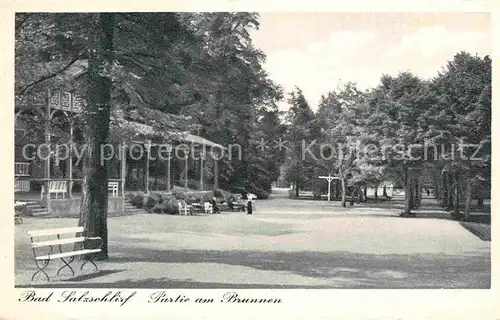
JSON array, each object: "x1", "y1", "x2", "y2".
[{"x1": 15, "y1": 190, "x2": 490, "y2": 288}]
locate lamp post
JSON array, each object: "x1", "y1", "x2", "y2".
[{"x1": 318, "y1": 174, "x2": 340, "y2": 202}]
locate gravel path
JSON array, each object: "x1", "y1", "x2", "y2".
[{"x1": 15, "y1": 191, "x2": 490, "y2": 288}]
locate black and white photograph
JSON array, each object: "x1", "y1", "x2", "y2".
[{"x1": 1, "y1": 3, "x2": 497, "y2": 319}]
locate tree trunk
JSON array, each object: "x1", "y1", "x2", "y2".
[
  {"x1": 295, "y1": 173, "x2": 299, "y2": 198},
  {"x1": 357, "y1": 186, "x2": 362, "y2": 203},
  {"x1": 382, "y1": 185, "x2": 387, "y2": 198},
  {"x1": 463, "y1": 175, "x2": 473, "y2": 221},
  {"x1": 447, "y1": 173, "x2": 454, "y2": 211},
  {"x1": 442, "y1": 172, "x2": 448, "y2": 207},
  {"x1": 363, "y1": 184, "x2": 367, "y2": 202},
  {"x1": 374, "y1": 185, "x2": 378, "y2": 201},
  {"x1": 341, "y1": 178, "x2": 346, "y2": 207},
  {"x1": 77, "y1": 13, "x2": 115, "y2": 260},
  {"x1": 453, "y1": 179, "x2": 460, "y2": 217},
  {"x1": 403, "y1": 170, "x2": 412, "y2": 215},
  {"x1": 413, "y1": 181, "x2": 419, "y2": 209},
  {"x1": 154, "y1": 159, "x2": 159, "y2": 190},
  {"x1": 434, "y1": 173, "x2": 440, "y2": 199},
  {"x1": 349, "y1": 187, "x2": 355, "y2": 206}
]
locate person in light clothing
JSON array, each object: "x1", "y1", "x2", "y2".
[{"x1": 247, "y1": 192, "x2": 256, "y2": 214}]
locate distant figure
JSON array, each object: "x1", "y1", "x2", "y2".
[
  {"x1": 247, "y1": 192, "x2": 257, "y2": 211},
  {"x1": 211, "y1": 197, "x2": 220, "y2": 214},
  {"x1": 247, "y1": 199, "x2": 253, "y2": 215},
  {"x1": 426, "y1": 189, "x2": 430, "y2": 196}
]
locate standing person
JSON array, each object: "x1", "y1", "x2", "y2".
[
  {"x1": 247, "y1": 198, "x2": 253, "y2": 215},
  {"x1": 426, "y1": 189, "x2": 430, "y2": 197},
  {"x1": 247, "y1": 192, "x2": 256, "y2": 211},
  {"x1": 211, "y1": 197, "x2": 220, "y2": 214}
]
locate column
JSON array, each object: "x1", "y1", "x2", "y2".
[
  {"x1": 145, "y1": 140, "x2": 151, "y2": 194},
  {"x1": 121, "y1": 142, "x2": 127, "y2": 197},
  {"x1": 67, "y1": 113, "x2": 74, "y2": 198},
  {"x1": 166, "y1": 146, "x2": 171, "y2": 193},
  {"x1": 327, "y1": 177, "x2": 331, "y2": 202},
  {"x1": 184, "y1": 149, "x2": 188, "y2": 191},
  {"x1": 213, "y1": 151, "x2": 218, "y2": 189},
  {"x1": 44, "y1": 90, "x2": 51, "y2": 208},
  {"x1": 200, "y1": 147, "x2": 204, "y2": 191}
]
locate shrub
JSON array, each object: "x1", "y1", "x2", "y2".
[
  {"x1": 125, "y1": 193, "x2": 136, "y2": 202},
  {"x1": 165, "y1": 199, "x2": 180, "y2": 214},
  {"x1": 151, "y1": 202, "x2": 168, "y2": 214},
  {"x1": 201, "y1": 193, "x2": 213, "y2": 202},
  {"x1": 150, "y1": 192, "x2": 164, "y2": 204},
  {"x1": 132, "y1": 194, "x2": 144, "y2": 208},
  {"x1": 14, "y1": 203, "x2": 33, "y2": 217},
  {"x1": 185, "y1": 195, "x2": 197, "y2": 205},
  {"x1": 143, "y1": 195, "x2": 158, "y2": 210},
  {"x1": 164, "y1": 194, "x2": 176, "y2": 202},
  {"x1": 172, "y1": 190, "x2": 187, "y2": 200},
  {"x1": 214, "y1": 188, "x2": 224, "y2": 198}
]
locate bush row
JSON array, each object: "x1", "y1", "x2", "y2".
[{"x1": 125, "y1": 188, "x2": 236, "y2": 215}]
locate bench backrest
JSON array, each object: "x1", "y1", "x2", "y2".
[
  {"x1": 48, "y1": 180, "x2": 67, "y2": 192},
  {"x1": 108, "y1": 182, "x2": 119, "y2": 197},
  {"x1": 108, "y1": 182, "x2": 119, "y2": 190},
  {"x1": 204, "y1": 202, "x2": 212, "y2": 210},
  {"x1": 28, "y1": 226, "x2": 84, "y2": 238}
]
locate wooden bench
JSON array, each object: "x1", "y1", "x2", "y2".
[
  {"x1": 40, "y1": 180, "x2": 68, "y2": 200},
  {"x1": 204, "y1": 202, "x2": 213, "y2": 214},
  {"x1": 178, "y1": 200, "x2": 193, "y2": 215},
  {"x1": 108, "y1": 181, "x2": 119, "y2": 197},
  {"x1": 28, "y1": 227, "x2": 102, "y2": 281}
]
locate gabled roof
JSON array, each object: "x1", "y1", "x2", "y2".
[
  {"x1": 183, "y1": 133, "x2": 226, "y2": 149},
  {"x1": 113, "y1": 117, "x2": 225, "y2": 149}
]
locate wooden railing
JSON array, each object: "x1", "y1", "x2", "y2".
[
  {"x1": 15, "y1": 162, "x2": 30, "y2": 176},
  {"x1": 14, "y1": 179, "x2": 30, "y2": 192}
]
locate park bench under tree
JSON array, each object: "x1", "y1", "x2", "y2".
[
  {"x1": 28, "y1": 226, "x2": 103, "y2": 281},
  {"x1": 178, "y1": 200, "x2": 193, "y2": 215},
  {"x1": 204, "y1": 202, "x2": 213, "y2": 214}
]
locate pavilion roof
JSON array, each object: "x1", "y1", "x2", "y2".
[
  {"x1": 17, "y1": 59, "x2": 225, "y2": 150},
  {"x1": 114, "y1": 118, "x2": 226, "y2": 150}
]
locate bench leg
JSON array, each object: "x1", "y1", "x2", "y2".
[
  {"x1": 80, "y1": 255, "x2": 99, "y2": 272},
  {"x1": 32, "y1": 259, "x2": 50, "y2": 282},
  {"x1": 57, "y1": 256, "x2": 75, "y2": 278}
]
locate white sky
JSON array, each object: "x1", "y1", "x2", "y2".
[{"x1": 250, "y1": 13, "x2": 491, "y2": 110}]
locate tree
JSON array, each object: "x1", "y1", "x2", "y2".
[
  {"x1": 283, "y1": 87, "x2": 317, "y2": 197},
  {"x1": 429, "y1": 52, "x2": 491, "y2": 219},
  {"x1": 77, "y1": 13, "x2": 115, "y2": 258},
  {"x1": 316, "y1": 82, "x2": 365, "y2": 207},
  {"x1": 16, "y1": 13, "x2": 200, "y2": 258},
  {"x1": 181, "y1": 12, "x2": 283, "y2": 198}
]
